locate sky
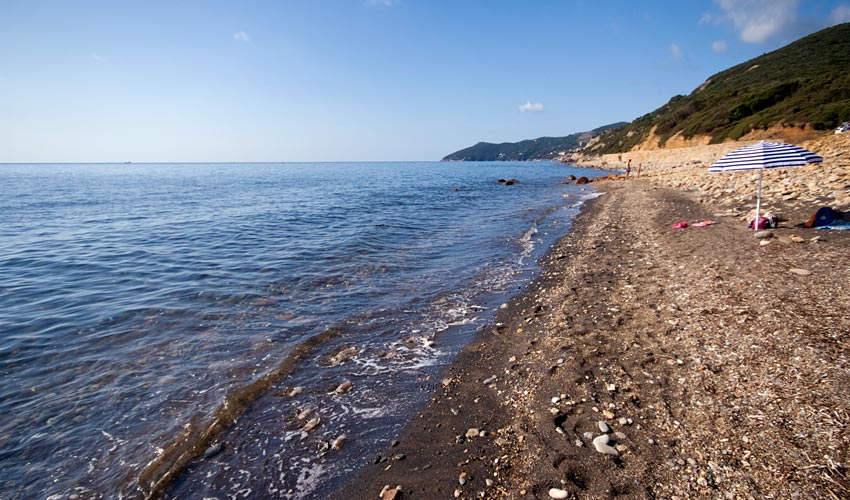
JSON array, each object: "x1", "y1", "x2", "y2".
[{"x1": 2, "y1": 0, "x2": 849, "y2": 162}]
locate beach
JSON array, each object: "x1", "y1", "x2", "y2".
[{"x1": 332, "y1": 143, "x2": 850, "y2": 498}]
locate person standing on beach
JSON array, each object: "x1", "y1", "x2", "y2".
[
  {"x1": 636, "y1": 162, "x2": 641, "y2": 178},
  {"x1": 626, "y1": 159, "x2": 631, "y2": 177}
]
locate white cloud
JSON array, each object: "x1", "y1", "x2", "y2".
[
  {"x1": 712, "y1": 0, "x2": 799, "y2": 43},
  {"x1": 830, "y1": 5, "x2": 850, "y2": 24},
  {"x1": 233, "y1": 31, "x2": 250, "y2": 43},
  {"x1": 712, "y1": 40, "x2": 728, "y2": 52},
  {"x1": 669, "y1": 43, "x2": 683, "y2": 61},
  {"x1": 518, "y1": 101, "x2": 544, "y2": 113}
]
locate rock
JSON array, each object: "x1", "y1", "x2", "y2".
[
  {"x1": 598, "y1": 420, "x2": 611, "y2": 433},
  {"x1": 789, "y1": 268, "x2": 811, "y2": 276},
  {"x1": 592, "y1": 434, "x2": 619, "y2": 456},
  {"x1": 466, "y1": 428, "x2": 481, "y2": 438},
  {"x1": 332, "y1": 380, "x2": 353, "y2": 395},
  {"x1": 380, "y1": 485, "x2": 402, "y2": 500},
  {"x1": 288, "y1": 386, "x2": 304, "y2": 397},
  {"x1": 615, "y1": 431, "x2": 627, "y2": 440},
  {"x1": 548, "y1": 488, "x2": 570, "y2": 499},
  {"x1": 754, "y1": 230, "x2": 773, "y2": 239},
  {"x1": 482, "y1": 376, "x2": 497, "y2": 385},
  {"x1": 618, "y1": 417, "x2": 628, "y2": 426},
  {"x1": 485, "y1": 479, "x2": 494, "y2": 487},
  {"x1": 575, "y1": 176, "x2": 590, "y2": 185},
  {"x1": 303, "y1": 417, "x2": 321, "y2": 432},
  {"x1": 583, "y1": 432, "x2": 594, "y2": 440},
  {"x1": 202, "y1": 442, "x2": 224, "y2": 459},
  {"x1": 602, "y1": 410, "x2": 615, "y2": 419},
  {"x1": 494, "y1": 437, "x2": 509, "y2": 446},
  {"x1": 331, "y1": 434, "x2": 346, "y2": 450},
  {"x1": 567, "y1": 175, "x2": 577, "y2": 181},
  {"x1": 297, "y1": 407, "x2": 314, "y2": 420},
  {"x1": 329, "y1": 346, "x2": 358, "y2": 366}
]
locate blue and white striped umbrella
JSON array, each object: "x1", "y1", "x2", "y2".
[
  {"x1": 708, "y1": 141, "x2": 823, "y2": 231},
  {"x1": 708, "y1": 140, "x2": 822, "y2": 172}
]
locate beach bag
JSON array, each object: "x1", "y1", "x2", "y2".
[
  {"x1": 748, "y1": 216, "x2": 775, "y2": 230},
  {"x1": 815, "y1": 206, "x2": 838, "y2": 227}
]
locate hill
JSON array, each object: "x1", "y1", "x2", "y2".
[
  {"x1": 442, "y1": 122, "x2": 626, "y2": 161},
  {"x1": 588, "y1": 22, "x2": 850, "y2": 154}
]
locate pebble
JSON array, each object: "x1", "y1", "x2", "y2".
[
  {"x1": 551, "y1": 396, "x2": 561, "y2": 404},
  {"x1": 303, "y1": 417, "x2": 321, "y2": 432},
  {"x1": 615, "y1": 431, "x2": 627, "y2": 440},
  {"x1": 754, "y1": 230, "x2": 773, "y2": 239},
  {"x1": 592, "y1": 434, "x2": 619, "y2": 456},
  {"x1": 454, "y1": 488, "x2": 462, "y2": 498},
  {"x1": 548, "y1": 488, "x2": 570, "y2": 499},
  {"x1": 297, "y1": 408, "x2": 314, "y2": 420},
  {"x1": 466, "y1": 428, "x2": 480, "y2": 438},
  {"x1": 202, "y1": 442, "x2": 224, "y2": 459},
  {"x1": 379, "y1": 485, "x2": 402, "y2": 500},
  {"x1": 789, "y1": 268, "x2": 811, "y2": 276},
  {"x1": 288, "y1": 386, "x2": 304, "y2": 397},
  {"x1": 482, "y1": 376, "x2": 497, "y2": 386},
  {"x1": 583, "y1": 432, "x2": 593, "y2": 440},
  {"x1": 575, "y1": 439, "x2": 583, "y2": 447},
  {"x1": 331, "y1": 434, "x2": 346, "y2": 450},
  {"x1": 618, "y1": 417, "x2": 628, "y2": 426},
  {"x1": 597, "y1": 420, "x2": 611, "y2": 433},
  {"x1": 485, "y1": 479, "x2": 494, "y2": 487},
  {"x1": 332, "y1": 380, "x2": 353, "y2": 395},
  {"x1": 602, "y1": 409, "x2": 615, "y2": 419}
]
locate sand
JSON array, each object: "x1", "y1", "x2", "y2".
[{"x1": 331, "y1": 171, "x2": 850, "y2": 499}]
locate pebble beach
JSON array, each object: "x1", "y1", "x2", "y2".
[{"x1": 332, "y1": 133, "x2": 850, "y2": 499}]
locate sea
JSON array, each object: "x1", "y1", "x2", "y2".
[{"x1": 0, "y1": 161, "x2": 609, "y2": 499}]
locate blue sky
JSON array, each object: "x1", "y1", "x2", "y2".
[{"x1": 2, "y1": 0, "x2": 849, "y2": 162}]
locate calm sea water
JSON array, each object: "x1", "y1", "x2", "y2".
[{"x1": 0, "y1": 162, "x2": 607, "y2": 499}]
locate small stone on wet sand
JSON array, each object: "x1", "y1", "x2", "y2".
[{"x1": 592, "y1": 434, "x2": 619, "y2": 456}]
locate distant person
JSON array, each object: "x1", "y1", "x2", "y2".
[
  {"x1": 625, "y1": 159, "x2": 631, "y2": 177},
  {"x1": 636, "y1": 162, "x2": 642, "y2": 178}
]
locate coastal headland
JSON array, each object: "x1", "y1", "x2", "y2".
[{"x1": 333, "y1": 135, "x2": 850, "y2": 499}]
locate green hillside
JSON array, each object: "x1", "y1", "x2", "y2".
[
  {"x1": 442, "y1": 123, "x2": 626, "y2": 161},
  {"x1": 589, "y1": 22, "x2": 850, "y2": 154}
]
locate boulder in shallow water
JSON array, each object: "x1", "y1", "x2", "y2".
[{"x1": 575, "y1": 176, "x2": 589, "y2": 185}]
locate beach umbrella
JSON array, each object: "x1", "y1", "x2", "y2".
[{"x1": 708, "y1": 141, "x2": 823, "y2": 231}]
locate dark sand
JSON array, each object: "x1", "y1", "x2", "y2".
[{"x1": 331, "y1": 180, "x2": 850, "y2": 499}]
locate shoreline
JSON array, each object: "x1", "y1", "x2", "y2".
[{"x1": 331, "y1": 175, "x2": 850, "y2": 498}]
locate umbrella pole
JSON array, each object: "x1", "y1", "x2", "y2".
[{"x1": 754, "y1": 168, "x2": 763, "y2": 232}]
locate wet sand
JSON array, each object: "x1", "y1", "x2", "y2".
[{"x1": 331, "y1": 180, "x2": 850, "y2": 499}]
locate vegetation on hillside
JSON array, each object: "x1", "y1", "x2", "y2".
[
  {"x1": 442, "y1": 122, "x2": 626, "y2": 161},
  {"x1": 590, "y1": 22, "x2": 850, "y2": 154}
]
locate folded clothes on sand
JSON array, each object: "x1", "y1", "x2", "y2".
[{"x1": 673, "y1": 220, "x2": 715, "y2": 229}]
